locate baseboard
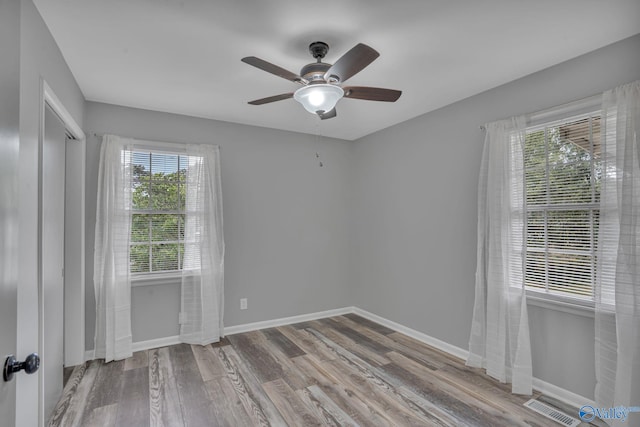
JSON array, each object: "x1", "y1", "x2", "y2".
[
  {"x1": 85, "y1": 306, "x2": 354, "y2": 360},
  {"x1": 223, "y1": 306, "x2": 354, "y2": 336},
  {"x1": 352, "y1": 307, "x2": 470, "y2": 361},
  {"x1": 84, "y1": 335, "x2": 181, "y2": 361},
  {"x1": 131, "y1": 335, "x2": 181, "y2": 353},
  {"x1": 533, "y1": 378, "x2": 595, "y2": 410}
]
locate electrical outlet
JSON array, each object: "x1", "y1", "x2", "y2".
[{"x1": 240, "y1": 298, "x2": 248, "y2": 310}]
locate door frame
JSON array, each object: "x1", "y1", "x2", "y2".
[
  {"x1": 39, "y1": 81, "x2": 86, "y2": 424},
  {"x1": 42, "y1": 81, "x2": 86, "y2": 367}
]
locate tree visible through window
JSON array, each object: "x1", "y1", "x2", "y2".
[
  {"x1": 524, "y1": 113, "x2": 601, "y2": 299},
  {"x1": 130, "y1": 151, "x2": 187, "y2": 274}
]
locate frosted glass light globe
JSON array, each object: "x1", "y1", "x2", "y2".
[{"x1": 294, "y1": 84, "x2": 344, "y2": 114}]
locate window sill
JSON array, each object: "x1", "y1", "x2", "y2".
[
  {"x1": 131, "y1": 272, "x2": 182, "y2": 287},
  {"x1": 525, "y1": 289, "x2": 595, "y2": 318}
]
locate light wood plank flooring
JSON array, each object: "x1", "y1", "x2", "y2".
[{"x1": 50, "y1": 314, "x2": 597, "y2": 426}]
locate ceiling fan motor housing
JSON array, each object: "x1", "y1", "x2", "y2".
[
  {"x1": 305, "y1": 42, "x2": 340, "y2": 83},
  {"x1": 300, "y1": 62, "x2": 331, "y2": 82}
]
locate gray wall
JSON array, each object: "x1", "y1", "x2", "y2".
[
  {"x1": 350, "y1": 33, "x2": 640, "y2": 400},
  {"x1": 84, "y1": 103, "x2": 353, "y2": 348}
]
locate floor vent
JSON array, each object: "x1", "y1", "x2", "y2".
[{"x1": 523, "y1": 399, "x2": 581, "y2": 427}]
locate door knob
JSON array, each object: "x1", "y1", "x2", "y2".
[{"x1": 3, "y1": 353, "x2": 40, "y2": 382}]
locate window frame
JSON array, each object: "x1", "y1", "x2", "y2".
[
  {"x1": 519, "y1": 96, "x2": 603, "y2": 311},
  {"x1": 127, "y1": 144, "x2": 190, "y2": 282}
]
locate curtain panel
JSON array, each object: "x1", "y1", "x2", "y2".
[
  {"x1": 180, "y1": 144, "x2": 225, "y2": 345},
  {"x1": 467, "y1": 116, "x2": 533, "y2": 395},
  {"x1": 94, "y1": 135, "x2": 134, "y2": 362},
  {"x1": 595, "y1": 80, "x2": 640, "y2": 415}
]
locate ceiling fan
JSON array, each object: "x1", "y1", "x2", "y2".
[{"x1": 241, "y1": 41, "x2": 402, "y2": 120}]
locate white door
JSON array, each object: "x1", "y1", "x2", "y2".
[
  {"x1": 0, "y1": 1, "x2": 21, "y2": 422},
  {"x1": 0, "y1": 91, "x2": 20, "y2": 427},
  {"x1": 42, "y1": 105, "x2": 67, "y2": 423}
]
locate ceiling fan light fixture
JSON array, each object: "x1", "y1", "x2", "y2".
[
  {"x1": 293, "y1": 84, "x2": 344, "y2": 115},
  {"x1": 243, "y1": 42, "x2": 400, "y2": 120}
]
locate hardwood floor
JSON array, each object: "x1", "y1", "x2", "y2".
[{"x1": 49, "y1": 314, "x2": 596, "y2": 426}]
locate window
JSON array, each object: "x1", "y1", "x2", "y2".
[
  {"x1": 523, "y1": 112, "x2": 601, "y2": 301},
  {"x1": 95, "y1": 135, "x2": 224, "y2": 351},
  {"x1": 129, "y1": 150, "x2": 188, "y2": 274}
]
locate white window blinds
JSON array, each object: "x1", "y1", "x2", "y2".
[
  {"x1": 128, "y1": 150, "x2": 190, "y2": 274},
  {"x1": 524, "y1": 112, "x2": 601, "y2": 299}
]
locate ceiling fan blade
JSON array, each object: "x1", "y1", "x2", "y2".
[
  {"x1": 241, "y1": 56, "x2": 307, "y2": 85},
  {"x1": 324, "y1": 43, "x2": 379, "y2": 83},
  {"x1": 318, "y1": 108, "x2": 337, "y2": 120},
  {"x1": 343, "y1": 86, "x2": 402, "y2": 102},
  {"x1": 248, "y1": 93, "x2": 294, "y2": 105}
]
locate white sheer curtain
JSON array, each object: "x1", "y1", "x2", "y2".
[
  {"x1": 180, "y1": 144, "x2": 225, "y2": 345},
  {"x1": 467, "y1": 116, "x2": 533, "y2": 395},
  {"x1": 94, "y1": 134, "x2": 133, "y2": 362},
  {"x1": 595, "y1": 80, "x2": 640, "y2": 414}
]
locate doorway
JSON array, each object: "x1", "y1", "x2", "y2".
[
  {"x1": 33, "y1": 83, "x2": 86, "y2": 426},
  {"x1": 41, "y1": 103, "x2": 66, "y2": 421}
]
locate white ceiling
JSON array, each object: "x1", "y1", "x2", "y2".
[{"x1": 33, "y1": 0, "x2": 640, "y2": 141}]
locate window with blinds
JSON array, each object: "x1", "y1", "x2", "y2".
[
  {"x1": 524, "y1": 112, "x2": 601, "y2": 300},
  {"x1": 129, "y1": 151, "x2": 188, "y2": 274}
]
